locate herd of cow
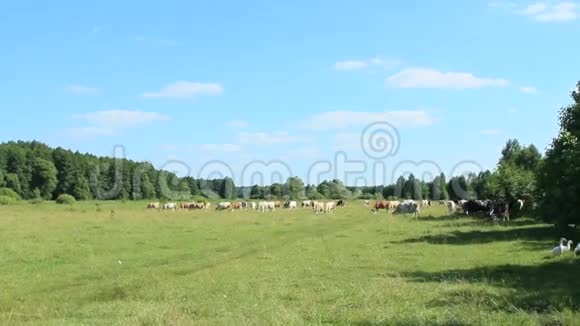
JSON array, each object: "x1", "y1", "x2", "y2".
[
  {"x1": 146, "y1": 199, "x2": 348, "y2": 214},
  {"x1": 146, "y1": 198, "x2": 524, "y2": 221},
  {"x1": 368, "y1": 198, "x2": 525, "y2": 221}
]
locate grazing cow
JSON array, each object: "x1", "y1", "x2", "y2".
[
  {"x1": 216, "y1": 202, "x2": 232, "y2": 211},
  {"x1": 394, "y1": 200, "x2": 421, "y2": 218},
  {"x1": 163, "y1": 203, "x2": 177, "y2": 211},
  {"x1": 325, "y1": 201, "x2": 336, "y2": 214},
  {"x1": 364, "y1": 200, "x2": 370, "y2": 207},
  {"x1": 313, "y1": 201, "x2": 325, "y2": 214},
  {"x1": 337, "y1": 200, "x2": 346, "y2": 208},
  {"x1": 258, "y1": 201, "x2": 276, "y2": 212},
  {"x1": 302, "y1": 200, "x2": 313, "y2": 208},
  {"x1": 462, "y1": 200, "x2": 492, "y2": 216},
  {"x1": 372, "y1": 201, "x2": 390, "y2": 214},
  {"x1": 489, "y1": 200, "x2": 510, "y2": 221},
  {"x1": 286, "y1": 201, "x2": 298, "y2": 210},
  {"x1": 147, "y1": 202, "x2": 160, "y2": 209},
  {"x1": 447, "y1": 201, "x2": 456, "y2": 215}
]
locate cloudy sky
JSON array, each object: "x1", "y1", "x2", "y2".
[{"x1": 1, "y1": 1, "x2": 578, "y2": 185}]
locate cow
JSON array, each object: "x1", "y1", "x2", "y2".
[
  {"x1": 489, "y1": 200, "x2": 510, "y2": 221},
  {"x1": 179, "y1": 202, "x2": 191, "y2": 211},
  {"x1": 147, "y1": 202, "x2": 160, "y2": 209},
  {"x1": 259, "y1": 201, "x2": 276, "y2": 212},
  {"x1": 325, "y1": 201, "x2": 336, "y2": 214},
  {"x1": 249, "y1": 202, "x2": 257, "y2": 211},
  {"x1": 302, "y1": 200, "x2": 313, "y2": 208},
  {"x1": 163, "y1": 203, "x2": 177, "y2": 211},
  {"x1": 233, "y1": 202, "x2": 242, "y2": 210},
  {"x1": 203, "y1": 202, "x2": 211, "y2": 210},
  {"x1": 461, "y1": 200, "x2": 492, "y2": 216},
  {"x1": 420, "y1": 200, "x2": 430, "y2": 207},
  {"x1": 274, "y1": 201, "x2": 282, "y2": 209},
  {"x1": 447, "y1": 201, "x2": 456, "y2": 215},
  {"x1": 337, "y1": 200, "x2": 346, "y2": 208},
  {"x1": 216, "y1": 202, "x2": 232, "y2": 211},
  {"x1": 285, "y1": 201, "x2": 298, "y2": 210},
  {"x1": 394, "y1": 200, "x2": 421, "y2": 218},
  {"x1": 372, "y1": 201, "x2": 390, "y2": 214},
  {"x1": 364, "y1": 200, "x2": 370, "y2": 207},
  {"x1": 313, "y1": 201, "x2": 325, "y2": 214}
]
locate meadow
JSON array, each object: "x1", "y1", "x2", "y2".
[{"x1": 1, "y1": 201, "x2": 579, "y2": 325}]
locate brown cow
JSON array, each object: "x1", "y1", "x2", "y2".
[
  {"x1": 233, "y1": 202, "x2": 242, "y2": 210},
  {"x1": 275, "y1": 201, "x2": 282, "y2": 208}
]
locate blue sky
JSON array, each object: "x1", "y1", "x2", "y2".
[{"x1": 1, "y1": 1, "x2": 578, "y2": 186}]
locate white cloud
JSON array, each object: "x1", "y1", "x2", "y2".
[
  {"x1": 299, "y1": 110, "x2": 434, "y2": 131},
  {"x1": 520, "y1": 86, "x2": 538, "y2": 94},
  {"x1": 335, "y1": 56, "x2": 400, "y2": 71},
  {"x1": 225, "y1": 120, "x2": 249, "y2": 128},
  {"x1": 481, "y1": 129, "x2": 502, "y2": 135},
  {"x1": 75, "y1": 110, "x2": 170, "y2": 128},
  {"x1": 65, "y1": 84, "x2": 100, "y2": 95},
  {"x1": 239, "y1": 131, "x2": 310, "y2": 145},
  {"x1": 142, "y1": 81, "x2": 223, "y2": 99},
  {"x1": 201, "y1": 144, "x2": 242, "y2": 153},
  {"x1": 519, "y1": 2, "x2": 578, "y2": 22},
  {"x1": 386, "y1": 68, "x2": 509, "y2": 89}
]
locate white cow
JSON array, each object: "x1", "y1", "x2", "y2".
[
  {"x1": 394, "y1": 200, "x2": 421, "y2": 218},
  {"x1": 325, "y1": 201, "x2": 336, "y2": 214},
  {"x1": 287, "y1": 201, "x2": 298, "y2": 210},
  {"x1": 447, "y1": 201, "x2": 457, "y2": 215},
  {"x1": 302, "y1": 200, "x2": 313, "y2": 208},
  {"x1": 249, "y1": 202, "x2": 257, "y2": 211},
  {"x1": 163, "y1": 202, "x2": 177, "y2": 211},
  {"x1": 216, "y1": 202, "x2": 232, "y2": 211},
  {"x1": 313, "y1": 201, "x2": 325, "y2": 214}
]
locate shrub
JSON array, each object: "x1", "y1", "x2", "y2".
[
  {"x1": 56, "y1": 194, "x2": 76, "y2": 205},
  {"x1": 0, "y1": 188, "x2": 21, "y2": 201},
  {"x1": 0, "y1": 195, "x2": 16, "y2": 205},
  {"x1": 192, "y1": 196, "x2": 208, "y2": 203}
]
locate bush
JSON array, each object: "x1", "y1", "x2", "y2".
[
  {"x1": 0, "y1": 188, "x2": 21, "y2": 201},
  {"x1": 192, "y1": 196, "x2": 208, "y2": 203},
  {"x1": 56, "y1": 194, "x2": 76, "y2": 205},
  {"x1": 0, "y1": 195, "x2": 16, "y2": 205}
]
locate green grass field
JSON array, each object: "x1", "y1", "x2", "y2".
[{"x1": 1, "y1": 201, "x2": 579, "y2": 325}]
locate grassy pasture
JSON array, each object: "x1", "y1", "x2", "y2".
[{"x1": 0, "y1": 201, "x2": 579, "y2": 325}]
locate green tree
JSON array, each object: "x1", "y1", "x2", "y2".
[
  {"x1": 5, "y1": 173, "x2": 22, "y2": 195},
  {"x1": 250, "y1": 185, "x2": 264, "y2": 199},
  {"x1": 270, "y1": 183, "x2": 283, "y2": 198},
  {"x1": 221, "y1": 177, "x2": 235, "y2": 199},
  {"x1": 539, "y1": 82, "x2": 580, "y2": 227},
  {"x1": 30, "y1": 158, "x2": 58, "y2": 200},
  {"x1": 0, "y1": 168, "x2": 5, "y2": 188},
  {"x1": 285, "y1": 177, "x2": 305, "y2": 200}
]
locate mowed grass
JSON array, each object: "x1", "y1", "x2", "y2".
[{"x1": 1, "y1": 201, "x2": 579, "y2": 325}]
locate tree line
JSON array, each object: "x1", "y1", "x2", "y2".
[{"x1": 1, "y1": 81, "x2": 579, "y2": 227}]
